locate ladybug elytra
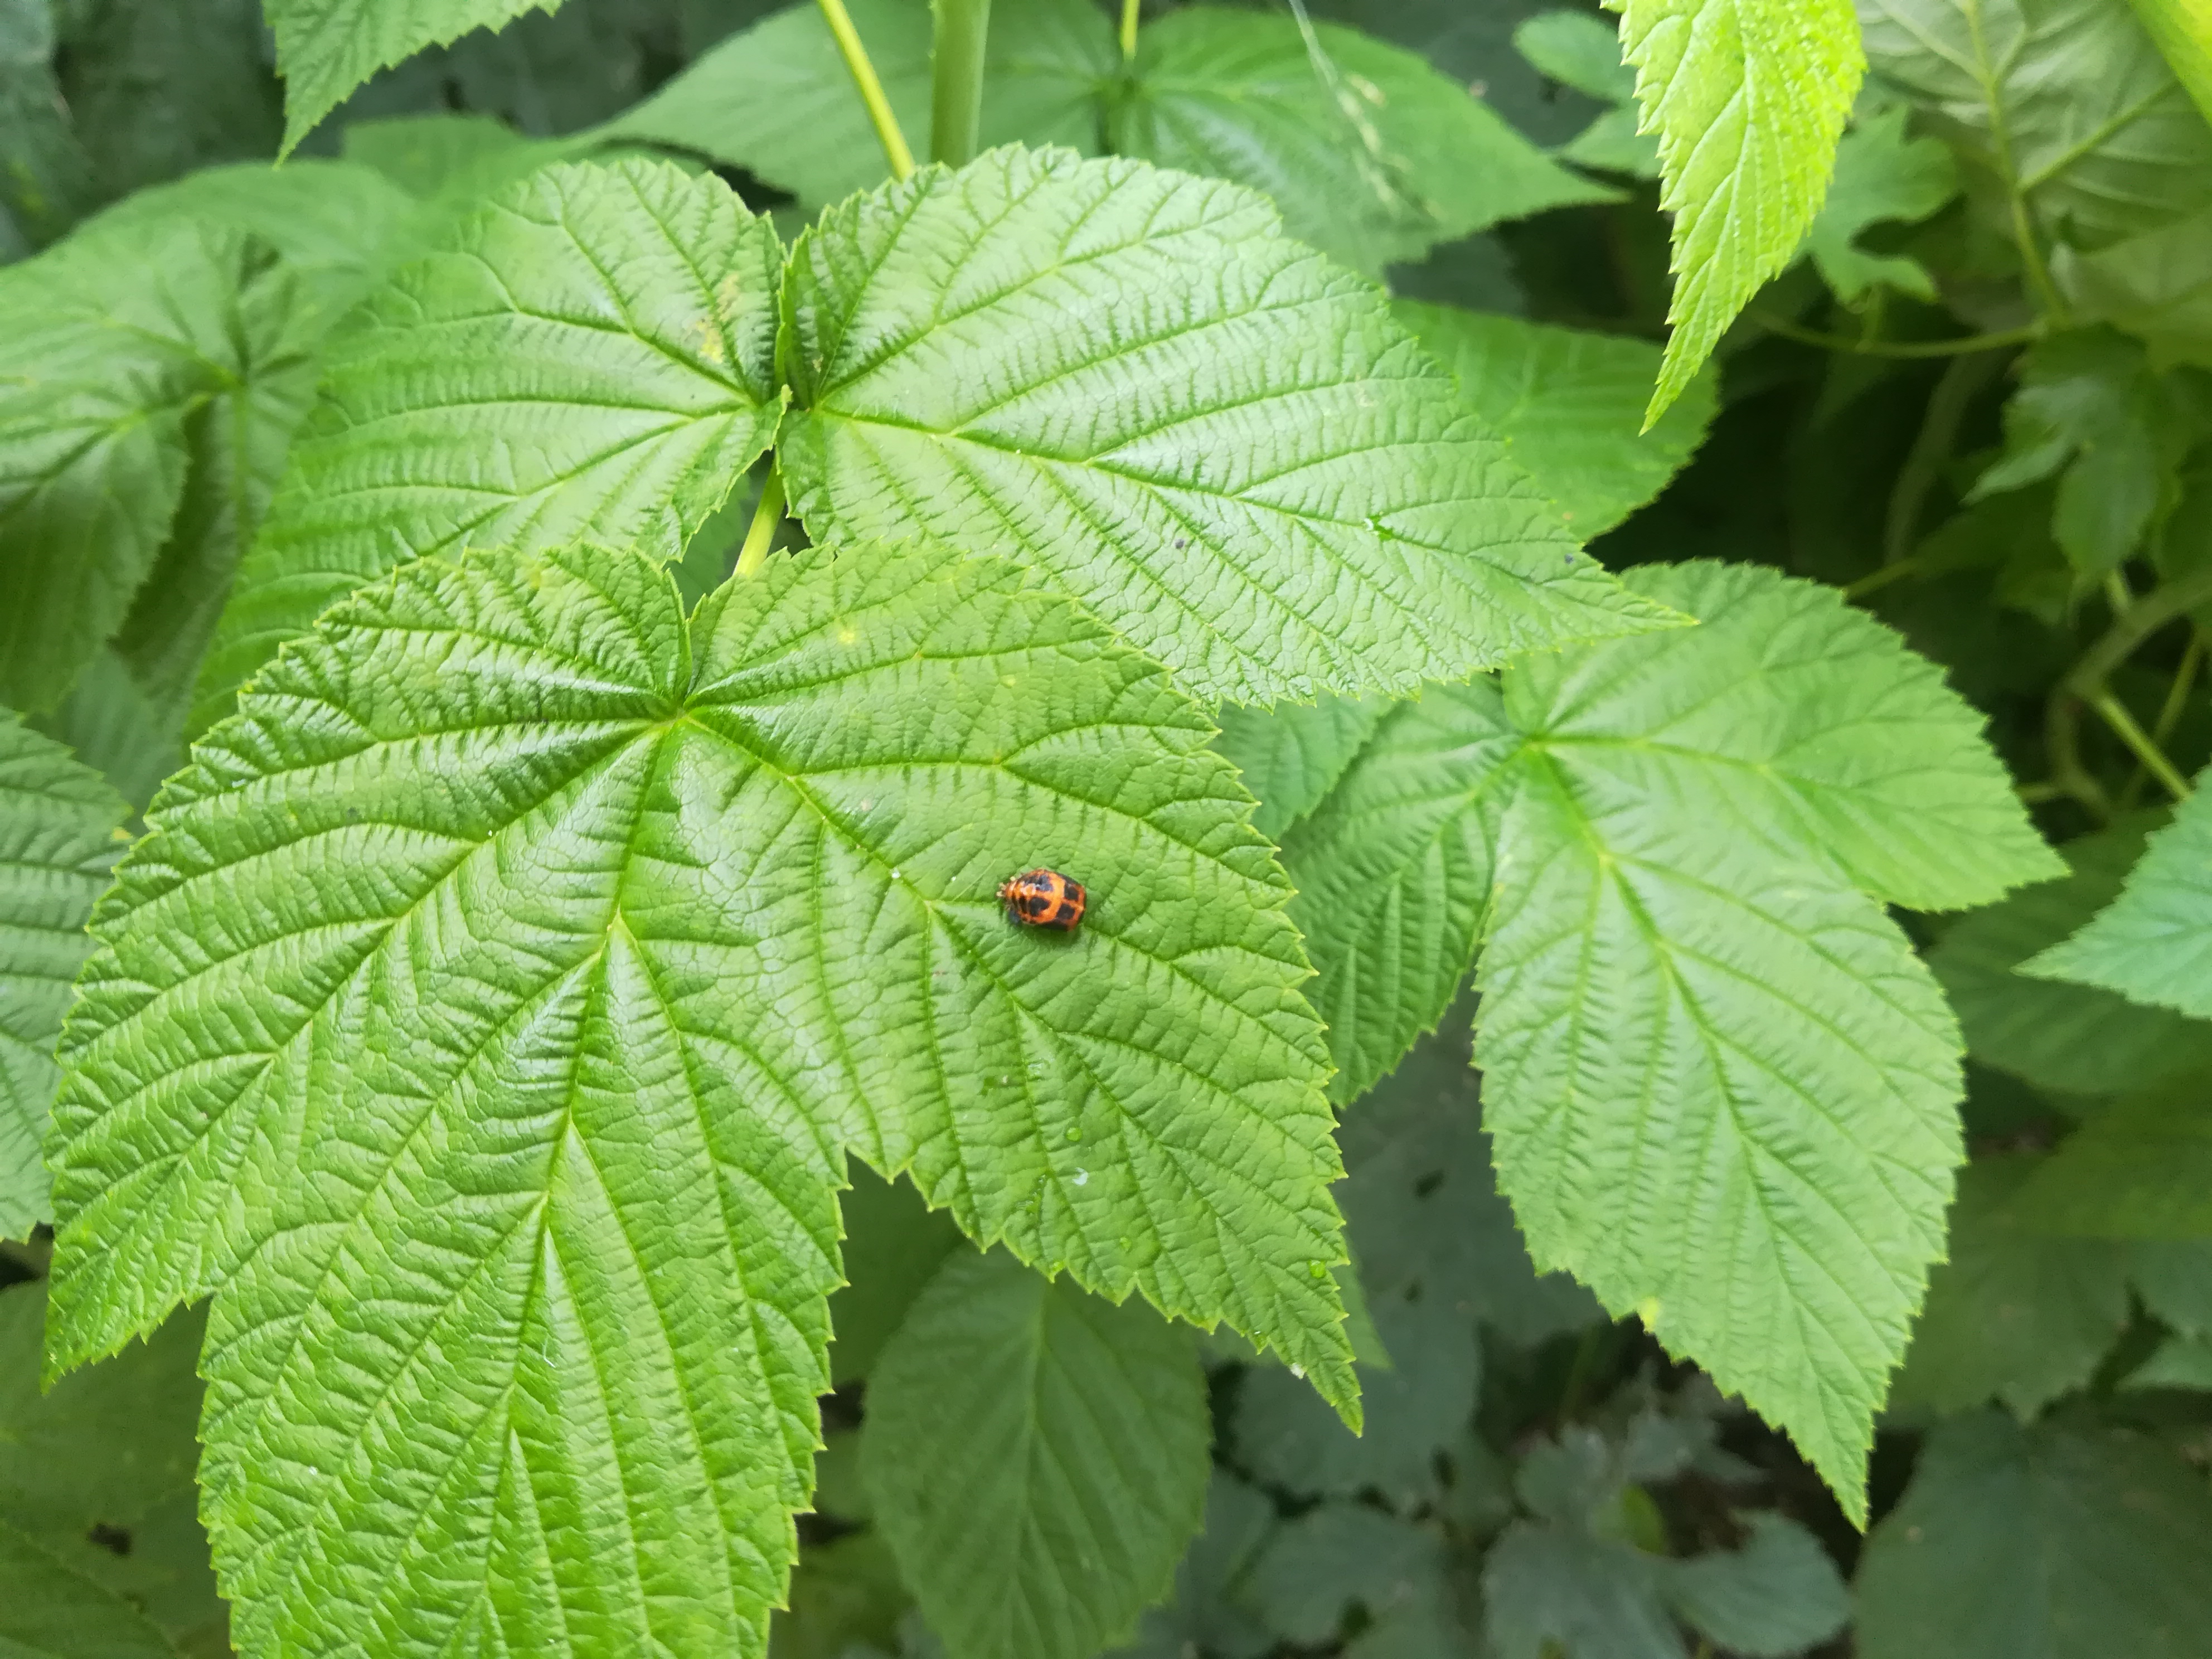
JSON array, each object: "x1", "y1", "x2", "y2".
[{"x1": 998, "y1": 869, "x2": 1085, "y2": 932}]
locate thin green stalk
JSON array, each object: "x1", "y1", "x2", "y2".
[
  {"x1": 2066, "y1": 567, "x2": 2212, "y2": 695},
  {"x1": 1120, "y1": 0, "x2": 1140, "y2": 59},
  {"x1": 818, "y1": 0, "x2": 915, "y2": 180},
  {"x1": 2046, "y1": 691, "x2": 2114, "y2": 821},
  {"x1": 2121, "y1": 633, "x2": 2208, "y2": 809},
  {"x1": 1752, "y1": 312, "x2": 2042, "y2": 360},
  {"x1": 2090, "y1": 692, "x2": 2194, "y2": 802},
  {"x1": 1844, "y1": 556, "x2": 1922, "y2": 601},
  {"x1": 2104, "y1": 567, "x2": 2135, "y2": 616},
  {"x1": 1882, "y1": 349, "x2": 2010, "y2": 566},
  {"x1": 930, "y1": 0, "x2": 992, "y2": 167},
  {"x1": 735, "y1": 469, "x2": 788, "y2": 579}
]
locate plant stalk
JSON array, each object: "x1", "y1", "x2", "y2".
[
  {"x1": 2048, "y1": 567, "x2": 2212, "y2": 808},
  {"x1": 2091, "y1": 691, "x2": 2194, "y2": 802},
  {"x1": 1120, "y1": 0, "x2": 1141, "y2": 58},
  {"x1": 1752, "y1": 312, "x2": 2042, "y2": 360},
  {"x1": 930, "y1": 0, "x2": 993, "y2": 167},
  {"x1": 2121, "y1": 632, "x2": 2206, "y2": 808},
  {"x1": 817, "y1": 0, "x2": 916, "y2": 180},
  {"x1": 1881, "y1": 349, "x2": 2009, "y2": 566},
  {"x1": 735, "y1": 469, "x2": 788, "y2": 579}
]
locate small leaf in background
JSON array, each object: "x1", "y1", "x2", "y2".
[
  {"x1": 1393, "y1": 300, "x2": 1719, "y2": 535},
  {"x1": 1929, "y1": 819, "x2": 2212, "y2": 1095},
  {"x1": 1483, "y1": 1524, "x2": 1682, "y2": 1659},
  {"x1": 1514, "y1": 8, "x2": 1662, "y2": 177},
  {"x1": 2016, "y1": 1084, "x2": 2212, "y2": 1236},
  {"x1": 0, "y1": 1524, "x2": 185, "y2": 1659},
  {"x1": 195, "y1": 157, "x2": 784, "y2": 731},
  {"x1": 0, "y1": 714, "x2": 129, "y2": 1239},
  {"x1": 1613, "y1": 0, "x2": 1864, "y2": 420},
  {"x1": 1889, "y1": 1156, "x2": 2132, "y2": 1418},
  {"x1": 1806, "y1": 101, "x2": 1959, "y2": 304},
  {"x1": 1968, "y1": 329, "x2": 2195, "y2": 576},
  {"x1": 600, "y1": 0, "x2": 1109, "y2": 208},
  {"x1": 265, "y1": 0, "x2": 561, "y2": 152},
  {"x1": 47, "y1": 538, "x2": 1354, "y2": 1659},
  {"x1": 1110, "y1": 1474, "x2": 1277, "y2": 1659},
  {"x1": 1210, "y1": 695, "x2": 1389, "y2": 845},
  {"x1": 863, "y1": 1251, "x2": 1209, "y2": 1659},
  {"x1": 0, "y1": 0, "x2": 96, "y2": 248},
  {"x1": 1237, "y1": 1503, "x2": 1447, "y2": 1649},
  {"x1": 341, "y1": 110, "x2": 569, "y2": 202},
  {"x1": 779, "y1": 147, "x2": 1678, "y2": 706},
  {"x1": 0, "y1": 1284, "x2": 226, "y2": 1655},
  {"x1": 2024, "y1": 761, "x2": 2212, "y2": 1013},
  {"x1": 1112, "y1": 6, "x2": 1616, "y2": 278},
  {"x1": 1660, "y1": 1514, "x2": 1851, "y2": 1657},
  {"x1": 1861, "y1": 0, "x2": 2212, "y2": 251},
  {"x1": 0, "y1": 217, "x2": 313, "y2": 712},
  {"x1": 1855, "y1": 1411, "x2": 2212, "y2": 1659}
]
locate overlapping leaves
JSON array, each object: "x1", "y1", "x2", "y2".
[
  {"x1": 1282, "y1": 560, "x2": 2056, "y2": 1512},
  {"x1": 46, "y1": 537, "x2": 1355, "y2": 1659}
]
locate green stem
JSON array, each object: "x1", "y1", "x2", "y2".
[
  {"x1": 2121, "y1": 632, "x2": 2208, "y2": 809},
  {"x1": 1120, "y1": 0, "x2": 1140, "y2": 59},
  {"x1": 930, "y1": 0, "x2": 992, "y2": 167},
  {"x1": 2066, "y1": 568, "x2": 2212, "y2": 696},
  {"x1": 1882, "y1": 349, "x2": 2009, "y2": 566},
  {"x1": 817, "y1": 0, "x2": 916, "y2": 180},
  {"x1": 1753, "y1": 312, "x2": 2043, "y2": 360},
  {"x1": 1844, "y1": 556, "x2": 1922, "y2": 601},
  {"x1": 2046, "y1": 691, "x2": 2113, "y2": 821},
  {"x1": 735, "y1": 469, "x2": 788, "y2": 579},
  {"x1": 2090, "y1": 692, "x2": 2194, "y2": 802}
]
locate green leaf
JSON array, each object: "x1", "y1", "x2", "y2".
[
  {"x1": 193, "y1": 158, "x2": 785, "y2": 734},
  {"x1": 1338, "y1": 1022, "x2": 1603, "y2": 1346},
  {"x1": 1515, "y1": 9, "x2": 1662, "y2": 178},
  {"x1": 598, "y1": 0, "x2": 1110, "y2": 209},
  {"x1": 1239, "y1": 1503, "x2": 1444, "y2": 1648},
  {"x1": 1482, "y1": 1523, "x2": 1682, "y2": 1659},
  {"x1": 1855, "y1": 1411, "x2": 2212, "y2": 1659},
  {"x1": 342, "y1": 111, "x2": 571, "y2": 203},
  {"x1": 1613, "y1": 0, "x2": 1865, "y2": 420},
  {"x1": 2014, "y1": 1084, "x2": 2212, "y2": 1236},
  {"x1": 0, "y1": 0, "x2": 95, "y2": 247},
  {"x1": 1660, "y1": 1515, "x2": 1850, "y2": 1657},
  {"x1": 1112, "y1": 1474, "x2": 1275, "y2": 1659},
  {"x1": 46, "y1": 537, "x2": 1353, "y2": 1658},
  {"x1": 0, "y1": 1522, "x2": 186, "y2": 1659},
  {"x1": 0, "y1": 218, "x2": 314, "y2": 712},
  {"x1": 32, "y1": 650, "x2": 185, "y2": 817},
  {"x1": 1889, "y1": 1155, "x2": 2131, "y2": 1417},
  {"x1": 1806, "y1": 103, "x2": 1959, "y2": 304},
  {"x1": 2123, "y1": 1331, "x2": 2212, "y2": 1386},
  {"x1": 1967, "y1": 329, "x2": 2191, "y2": 575},
  {"x1": 1929, "y1": 819, "x2": 2212, "y2": 1094},
  {"x1": 779, "y1": 146, "x2": 1677, "y2": 706},
  {"x1": 2054, "y1": 206, "x2": 2212, "y2": 367},
  {"x1": 2127, "y1": 1236, "x2": 2212, "y2": 1332},
  {"x1": 1393, "y1": 300, "x2": 1719, "y2": 536},
  {"x1": 1278, "y1": 682, "x2": 1518, "y2": 1104},
  {"x1": 2024, "y1": 761, "x2": 2212, "y2": 1013},
  {"x1": 1111, "y1": 7, "x2": 1617, "y2": 278},
  {"x1": 862, "y1": 1250, "x2": 1210, "y2": 1659},
  {"x1": 1210, "y1": 695, "x2": 1388, "y2": 844},
  {"x1": 266, "y1": 0, "x2": 562, "y2": 153},
  {"x1": 1860, "y1": 0, "x2": 2212, "y2": 251},
  {"x1": 2127, "y1": 0, "x2": 2212, "y2": 125},
  {"x1": 825, "y1": 1163, "x2": 963, "y2": 1386},
  {"x1": 0, "y1": 714, "x2": 129, "y2": 1240}
]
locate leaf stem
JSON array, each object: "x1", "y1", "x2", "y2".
[
  {"x1": 2066, "y1": 567, "x2": 2212, "y2": 696},
  {"x1": 735, "y1": 469, "x2": 788, "y2": 579},
  {"x1": 1120, "y1": 0, "x2": 1140, "y2": 59},
  {"x1": 930, "y1": 0, "x2": 992, "y2": 167},
  {"x1": 817, "y1": 0, "x2": 916, "y2": 180},
  {"x1": 2049, "y1": 568, "x2": 2212, "y2": 808},
  {"x1": 2120, "y1": 632, "x2": 2208, "y2": 809},
  {"x1": 2090, "y1": 691, "x2": 2194, "y2": 802},
  {"x1": 1882, "y1": 349, "x2": 2009, "y2": 566},
  {"x1": 1843, "y1": 557, "x2": 1921, "y2": 601},
  {"x1": 1752, "y1": 311, "x2": 2042, "y2": 360}
]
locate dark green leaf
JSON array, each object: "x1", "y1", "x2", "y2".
[
  {"x1": 1660, "y1": 1515, "x2": 1849, "y2": 1657},
  {"x1": 0, "y1": 1522, "x2": 185, "y2": 1659},
  {"x1": 1483, "y1": 1522, "x2": 1682, "y2": 1659},
  {"x1": 1110, "y1": 1474, "x2": 1277, "y2": 1659},
  {"x1": 1807, "y1": 103, "x2": 1959, "y2": 303},
  {"x1": 0, "y1": 0, "x2": 94, "y2": 246},
  {"x1": 1856, "y1": 1411, "x2": 2212, "y2": 1659},
  {"x1": 1514, "y1": 9, "x2": 1661, "y2": 178},
  {"x1": 825, "y1": 1163, "x2": 963, "y2": 1386},
  {"x1": 2014, "y1": 1084, "x2": 2212, "y2": 1235},
  {"x1": 863, "y1": 1250, "x2": 1210, "y2": 1659},
  {"x1": 1210, "y1": 695, "x2": 1388, "y2": 845},
  {"x1": 1239, "y1": 1504, "x2": 1444, "y2": 1647}
]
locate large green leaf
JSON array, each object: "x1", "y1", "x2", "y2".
[
  {"x1": 2024, "y1": 761, "x2": 2212, "y2": 1014},
  {"x1": 598, "y1": 0, "x2": 1110, "y2": 207},
  {"x1": 0, "y1": 715, "x2": 127, "y2": 1240},
  {"x1": 1929, "y1": 819, "x2": 2212, "y2": 1094},
  {"x1": 0, "y1": 219, "x2": 316, "y2": 712},
  {"x1": 2015, "y1": 1084, "x2": 2212, "y2": 1235},
  {"x1": 862, "y1": 1250, "x2": 1209, "y2": 1659},
  {"x1": 1889, "y1": 1155, "x2": 2131, "y2": 1416},
  {"x1": 1393, "y1": 302, "x2": 1718, "y2": 537},
  {"x1": 193, "y1": 158, "x2": 784, "y2": 734},
  {"x1": 1856, "y1": 1411, "x2": 2212, "y2": 1659},
  {"x1": 1615, "y1": 0, "x2": 1865, "y2": 419},
  {"x1": 1859, "y1": 0, "x2": 2212, "y2": 250},
  {"x1": 1110, "y1": 7, "x2": 1616, "y2": 278},
  {"x1": 266, "y1": 0, "x2": 562, "y2": 152},
  {"x1": 780, "y1": 146, "x2": 1676, "y2": 707},
  {"x1": 46, "y1": 538, "x2": 1353, "y2": 1659},
  {"x1": 1287, "y1": 559, "x2": 2055, "y2": 1104}
]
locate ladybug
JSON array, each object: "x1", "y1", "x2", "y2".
[{"x1": 997, "y1": 868, "x2": 1086, "y2": 932}]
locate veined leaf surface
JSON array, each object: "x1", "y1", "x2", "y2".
[
  {"x1": 779, "y1": 146, "x2": 1677, "y2": 705},
  {"x1": 46, "y1": 539, "x2": 1352, "y2": 1659}
]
